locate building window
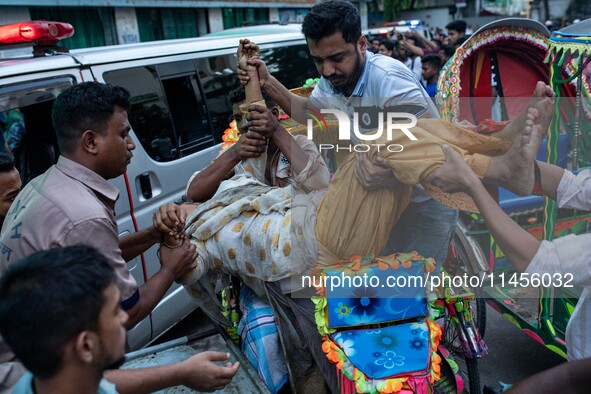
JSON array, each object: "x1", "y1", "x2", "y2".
[
  {"x1": 137, "y1": 8, "x2": 205, "y2": 42},
  {"x1": 104, "y1": 56, "x2": 240, "y2": 162},
  {"x1": 222, "y1": 8, "x2": 269, "y2": 29},
  {"x1": 30, "y1": 7, "x2": 116, "y2": 49},
  {"x1": 277, "y1": 8, "x2": 310, "y2": 23}
]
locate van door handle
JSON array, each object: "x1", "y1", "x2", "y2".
[{"x1": 139, "y1": 172, "x2": 153, "y2": 199}]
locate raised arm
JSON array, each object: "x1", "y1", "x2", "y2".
[
  {"x1": 240, "y1": 40, "x2": 328, "y2": 189},
  {"x1": 185, "y1": 131, "x2": 267, "y2": 202},
  {"x1": 237, "y1": 39, "x2": 314, "y2": 123},
  {"x1": 425, "y1": 145, "x2": 540, "y2": 272}
]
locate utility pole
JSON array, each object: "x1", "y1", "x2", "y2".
[
  {"x1": 359, "y1": 0, "x2": 368, "y2": 30},
  {"x1": 542, "y1": 0, "x2": 550, "y2": 22}
]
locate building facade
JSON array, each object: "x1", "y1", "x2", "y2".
[{"x1": 0, "y1": 0, "x2": 320, "y2": 49}]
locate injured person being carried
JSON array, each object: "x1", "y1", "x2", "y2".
[{"x1": 153, "y1": 38, "x2": 553, "y2": 294}]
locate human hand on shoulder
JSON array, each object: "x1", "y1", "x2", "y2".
[{"x1": 177, "y1": 351, "x2": 240, "y2": 391}]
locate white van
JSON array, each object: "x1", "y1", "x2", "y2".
[
  {"x1": 364, "y1": 20, "x2": 430, "y2": 41},
  {"x1": 0, "y1": 21, "x2": 317, "y2": 350}
]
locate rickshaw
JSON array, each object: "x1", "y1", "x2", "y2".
[
  {"x1": 119, "y1": 19, "x2": 591, "y2": 393},
  {"x1": 124, "y1": 92, "x2": 488, "y2": 394},
  {"x1": 437, "y1": 16, "x2": 591, "y2": 366}
]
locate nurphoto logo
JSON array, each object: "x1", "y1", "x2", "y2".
[{"x1": 306, "y1": 109, "x2": 418, "y2": 152}]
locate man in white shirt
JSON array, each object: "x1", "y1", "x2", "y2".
[{"x1": 426, "y1": 109, "x2": 591, "y2": 360}]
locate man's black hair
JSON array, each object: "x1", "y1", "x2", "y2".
[
  {"x1": 422, "y1": 54, "x2": 442, "y2": 70},
  {"x1": 440, "y1": 44, "x2": 456, "y2": 59},
  {"x1": 0, "y1": 153, "x2": 15, "y2": 173},
  {"x1": 455, "y1": 36, "x2": 469, "y2": 47},
  {"x1": 228, "y1": 86, "x2": 276, "y2": 108},
  {"x1": 52, "y1": 82, "x2": 131, "y2": 155},
  {"x1": 0, "y1": 245, "x2": 116, "y2": 379},
  {"x1": 379, "y1": 40, "x2": 395, "y2": 52},
  {"x1": 302, "y1": 0, "x2": 361, "y2": 45},
  {"x1": 445, "y1": 20, "x2": 467, "y2": 34},
  {"x1": 406, "y1": 35, "x2": 425, "y2": 49}
]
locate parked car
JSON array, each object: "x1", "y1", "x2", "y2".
[{"x1": 364, "y1": 19, "x2": 430, "y2": 41}]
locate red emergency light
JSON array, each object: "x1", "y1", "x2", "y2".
[{"x1": 0, "y1": 21, "x2": 74, "y2": 46}]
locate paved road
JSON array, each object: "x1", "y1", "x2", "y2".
[{"x1": 477, "y1": 305, "x2": 565, "y2": 391}]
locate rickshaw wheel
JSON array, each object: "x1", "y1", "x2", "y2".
[
  {"x1": 444, "y1": 233, "x2": 487, "y2": 338},
  {"x1": 441, "y1": 233, "x2": 486, "y2": 394},
  {"x1": 433, "y1": 349, "x2": 462, "y2": 394},
  {"x1": 441, "y1": 318, "x2": 481, "y2": 394},
  {"x1": 465, "y1": 358, "x2": 480, "y2": 394}
]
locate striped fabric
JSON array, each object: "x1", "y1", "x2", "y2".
[{"x1": 238, "y1": 287, "x2": 288, "y2": 393}]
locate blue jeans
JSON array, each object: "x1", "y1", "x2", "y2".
[{"x1": 381, "y1": 198, "x2": 458, "y2": 272}]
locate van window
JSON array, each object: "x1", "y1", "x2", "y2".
[
  {"x1": 104, "y1": 57, "x2": 240, "y2": 162},
  {"x1": 261, "y1": 44, "x2": 318, "y2": 89},
  {"x1": 0, "y1": 77, "x2": 76, "y2": 184}
]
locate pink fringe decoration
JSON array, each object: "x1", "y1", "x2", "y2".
[{"x1": 338, "y1": 369, "x2": 356, "y2": 394}]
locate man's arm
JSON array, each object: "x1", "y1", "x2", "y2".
[
  {"x1": 245, "y1": 105, "x2": 330, "y2": 191},
  {"x1": 104, "y1": 351, "x2": 240, "y2": 393},
  {"x1": 65, "y1": 220, "x2": 198, "y2": 329},
  {"x1": 186, "y1": 147, "x2": 240, "y2": 203},
  {"x1": 400, "y1": 38, "x2": 425, "y2": 57},
  {"x1": 410, "y1": 31, "x2": 438, "y2": 49},
  {"x1": 237, "y1": 39, "x2": 313, "y2": 123},
  {"x1": 246, "y1": 104, "x2": 308, "y2": 175},
  {"x1": 425, "y1": 145, "x2": 540, "y2": 272},
  {"x1": 186, "y1": 132, "x2": 267, "y2": 202},
  {"x1": 124, "y1": 240, "x2": 198, "y2": 328},
  {"x1": 258, "y1": 72, "x2": 311, "y2": 123},
  {"x1": 120, "y1": 226, "x2": 161, "y2": 262}
]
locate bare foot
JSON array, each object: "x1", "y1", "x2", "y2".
[
  {"x1": 485, "y1": 107, "x2": 544, "y2": 195},
  {"x1": 493, "y1": 81, "x2": 555, "y2": 141}
]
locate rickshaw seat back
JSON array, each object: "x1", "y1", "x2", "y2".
[
  {"x1": 314, "y1": 253, "x2": 442, "y2": 393},
  {"x1": 457, "y1": 50, "x2": 549, "y2": 125},
  {"x1": 324, "y1": 261, "x2": 428, "y2": 328}
]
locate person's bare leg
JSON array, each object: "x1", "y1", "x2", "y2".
[
  {"x1": 484, "y1": 106, "x2": 545, "y2": 195},
  {"x1": 492, "y1": 81, "x2": 555, "y2": 142}
]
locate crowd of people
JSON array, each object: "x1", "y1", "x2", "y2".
[
  {"x1": 368, "y1": 19, "x2": 469, "y2": 98},
  {"x1": 0, "y1": 1, "x2": 589, "y2": 393}
]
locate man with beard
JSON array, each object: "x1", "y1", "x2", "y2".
[
  {"x1": 0, "y1": 153, "x2": 21, "y2": 229},
  {"x1": 0, "y1": 246, "x2": 127, "y2": 394},
  {"x1": 237, "y1": 3, "x2": 458, "y2": 391},
  {"x1": 239, "y1": 0, "x2": 456, "y2": 288}
]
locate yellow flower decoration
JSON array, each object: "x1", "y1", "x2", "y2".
[
  {"x1": 221, "y1": 120, "x2": 240, "y2": 151},
  {"x1": 423, "y1": 257, "x2": 437, "y2": 273}
]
